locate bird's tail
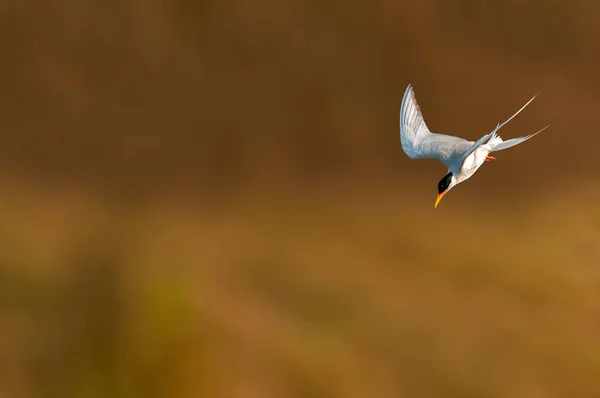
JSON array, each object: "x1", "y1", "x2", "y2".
[
  {"x1": 462, "y1": 94, "x2": 541, "y2": 159},
  {"x1": 487, "y1": 124, "x2": 550, "y2": 152}
]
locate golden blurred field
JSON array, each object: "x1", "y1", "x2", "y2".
[
  {"x1": 2, "y1": 0, "x2": 600, "y2": 397},
  {"x1": 2, "y1": 180, "x2": 600, "y2": 397}
]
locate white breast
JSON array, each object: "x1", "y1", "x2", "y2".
[{"x1": 456, "y1": 147, "x2": 489, "y2": 183}]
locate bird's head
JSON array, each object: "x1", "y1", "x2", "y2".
[{"x1": 434, "y1": 172, "x2": 456, "y2": 208}]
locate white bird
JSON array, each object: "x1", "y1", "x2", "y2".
[{"x1": 399, "y1": 84, "x2": 549, "y2": 208}]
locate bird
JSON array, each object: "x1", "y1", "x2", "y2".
[{"x1": 399, "y1": 84, "x2": 549, "y2": 208}]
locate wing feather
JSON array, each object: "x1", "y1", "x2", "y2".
[{"x1": 399, "y1": 84, "x2": 472, "y2": 168}]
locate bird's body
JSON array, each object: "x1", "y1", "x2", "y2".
[{"x1": 399, "y1": 84, "x2": 549, "y2": 207}]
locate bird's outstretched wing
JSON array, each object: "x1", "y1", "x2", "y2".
[{"x1": 399, "y1": 84, "x2": 472, "y2": 168}]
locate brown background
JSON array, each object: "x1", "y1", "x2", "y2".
[
  {"x1": 2, "y1": 1, "x2": 600, "y2": 397},
  {"x1": 2, "y1": 0, "x2": 599, "y2": 197}
]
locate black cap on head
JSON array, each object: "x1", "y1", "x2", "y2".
[{"x1": 437, "y1": 172, "x2": 453, "y2": 194}]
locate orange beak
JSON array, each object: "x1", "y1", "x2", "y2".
[{"x1": 434, "y1": 191, "x2": 446, "y2": 208}]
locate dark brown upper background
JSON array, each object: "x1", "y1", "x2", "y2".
[{"x1": 0, "y1": 0, "x2": 597, "y2": 198}]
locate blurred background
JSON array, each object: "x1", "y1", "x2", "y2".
[{"x1": 2, "y1": 0, "x2": 600, "y2": 397}]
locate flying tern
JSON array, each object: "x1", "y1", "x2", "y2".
[{"x1": 399, "y1": 84, "x2": 549, "y2": 208}]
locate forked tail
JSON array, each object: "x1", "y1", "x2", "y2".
[
  {"x1": 488, "y1": 124, "x2": 550, "y2": 152},
  {"x1": 462, "y1": 93, "x2": 541, "y2": 159}
]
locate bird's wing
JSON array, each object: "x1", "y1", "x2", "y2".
[{"x1": 399, "y1": 84, "x2": 472, "y2": 168}]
